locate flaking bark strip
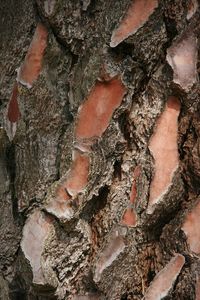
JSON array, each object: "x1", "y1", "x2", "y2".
[
  {"x1": 46, "y1": 150, "x2": 89, "y2": 219},
  {"x1": 17, "y1": 23, "x2": 48, "y2": 88},
  {"x1": 94, "y1": 229, "x2": 125, "y2": 282},
  {"x1": 182, "y1": 200, "x2": 200, "y2": 255},
  {"x1": 144, "y1": 253, "x2": 185, "y2": 300},
  {"x1": 166, "y1": 34, "x2": 198, "y2": 91},
  {"x1": 110, "y1": 0, "x2": 158, "y2": 48},
  {"x1": 45, "y1": 182, "x2": 74, "y2": 220},
  {"x1": 147, "y1": 96, "x2": 180, "y2": 214},
  {"x1": 20, "y1": 210, "x2": 53, "y2": 285}
]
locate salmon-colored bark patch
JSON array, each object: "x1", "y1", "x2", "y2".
[
  {"x1": 75, "y1": 78, "x2": 126, "y2": 149},
  {"x1": 21, "y1": 210, "x2": 53, "y2": 284},
  {"x1": 147, "y1": 97, "x2": 180, "y2": 213},
  {"x1": 182, "y1": 201, "x2": 200, "y2": 255},
  {"x1": 167, "y1": 34, "x2": 197, "y2": 90},
  {"x1": 56, "y1": 184, "x2": 71, "y2": 201},
  {"x1": 46, "y1": 189, "x2": 74, "y2": 220},
  {"x1": 65, "y1": 150, "x2": 90, "y2": 197},
  {"x1": 122, "y1": 208, "x2": 137, "y2": 226},
  {"x1": 17, "y1": 23, "x2": 48, "y2": 88},
  {"x1": 7, "y1": 82, "x2": 20, "y2": 123},
  {"x1": 144, "y1": 254, "x2": 185, "y2": 300},
  {"x1": 122, "y1": 166, "x2": 140, "y2": 226},
  {"x1": 110, "y1": 0, "x2": 158, "y2": 47},
  {"x1": 94, "y1": 230, "x2": 125, "y2": 282},
  {"x1": 45, "y1": 149, "x2": 89, "y2": 218}
]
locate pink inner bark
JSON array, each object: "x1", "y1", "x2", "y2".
[
  {"x1": 17, "y1": 23, "x2": 48, "y2": 88},
  {"x1": 46, "y1": 185, "x2": 74, "y2": 220},
  {"x1": 94, "y1": 231, "x2": 125, "y2": 282},
  {"x1": 110, "y1": 0, "x2": 158, "y2": 47},
  {"x1": 65, "y1": 150, "x2": 90, "y2": 197},
  {"x1": 147, "y1": 96, "x2": 180, "y2": 213},
  {"x1": 122, "y1": 208, "x2": 137, "y2": 226},
  {"x1": 144, "y1": 254, "x2": 185, "y2": 300},
  {"x1": 46, "y1": 151, "x2": 89, "y2": 218},
  {"x1": 182, "y1": 201, "x2": 200, "y2": 254},
  {"x1": 166, "y1": 34, "x2": 197, "y2": 90},
  {"x1": 21, "y1": 211, "x2": 53, "y2": 284},
  {"x1": 75, "y1": 78, "x2": 126, "y2": 148}
]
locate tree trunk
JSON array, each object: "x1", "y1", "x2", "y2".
[{"x1": 0, "y1": 0, "x2": 200, "y2": 299}]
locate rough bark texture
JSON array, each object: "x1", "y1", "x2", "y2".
[{"x1": 0, "y1": 0, "x2": 200, "y2": 299}]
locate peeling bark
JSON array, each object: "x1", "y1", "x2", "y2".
[
  {"x1": 144, "y1": 254, "x2": 185, "y2": 300},
  {"x1": 17, "y1": 23, "x2": 48, "y2": 88},
  {"x1": 182, "y1": 200, "x2": 200, "y2": 255},
  {"x1": 110, "y1": 0, "x2": 158, "y2": 47},
  {"x1": 1, "y1": 1, "x2": 200, "y2": 299},
  {"x1": 147, "y1": 96, "x2": 180, "y2": 214},
  {"x1": 166, "y1": 34, "x2": 198, "y2": 91},
  {"x1": 21, "y1": 210, "x2": 53, "y2": 285}
]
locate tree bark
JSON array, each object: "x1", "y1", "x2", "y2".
[{"x1": 0, "y1": 0, "x2": 200, "y2": 299}]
